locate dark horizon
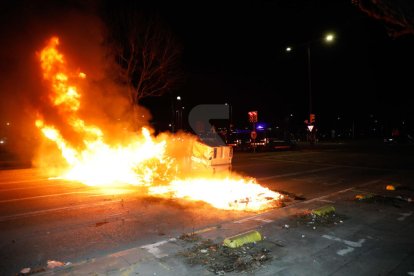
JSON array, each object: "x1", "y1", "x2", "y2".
[
  {"x1": 1, "y1": 0, "x2": 413, "y2": 137},
  {"x1": 140, "y1": 0, "x2": 414, "y2": 136}
]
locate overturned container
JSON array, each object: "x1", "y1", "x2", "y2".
[{"x1": 191, "y1": 140, "x2": 233, "y2": 174}]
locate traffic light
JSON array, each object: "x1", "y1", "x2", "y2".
[
  {"x1": 248, "y1": 111, "x2": 258, "y2": 123},
  {"x1": 310, "y1": 113, "x2": 315, "y2": 124}
]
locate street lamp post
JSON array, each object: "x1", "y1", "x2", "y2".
[
  {"x1": 286, "y1": 32, "x2": 335, "y2": 143},
  {"x1": 307, "y1": 45, "x2": 312, "y2": 116},
  {"x1": 176, "y1": 96, "x2": 182, "y2": 131}
]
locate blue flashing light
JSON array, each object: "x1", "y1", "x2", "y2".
[{"x1": 256, "y1": 124, "x2": 265, "y2": 130}]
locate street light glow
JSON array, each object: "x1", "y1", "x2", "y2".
[
  {"x1": 286, "y1": 46, "x2": 292, "y2": 52},
  {"x1": 325, "y1": 33, "x2": 335, "y2": 42},
  {"x1": 176, "y1": 96, "x2": 181, "y2": 100}
]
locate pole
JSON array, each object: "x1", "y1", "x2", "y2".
[
  {"x1": 307, "y1": 45, "x2": 312, "y2": 116},
  {"x1": 307, "y1": 45, "x2": 315, "y2": 145}
]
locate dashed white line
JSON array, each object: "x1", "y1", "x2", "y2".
[
  {"x1": 257, "y1": 166, "x2": 337, "y2": 181},
  {"x1": 140, "y1": 238, "x2": 176, "y2": 258},
  {"x1": 322, "y1": 234, "x2": 366, "y2": 256},
  {"x1": 337, "y1": 246, "x2": 354, "y2": 256},
  {"x1": 397, "y1": 212, "x2": 413, "y2": 221}
]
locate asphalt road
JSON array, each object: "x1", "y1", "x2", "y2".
[{"x1": 0, "y1": 141, "x2": 413, "y2": 275}]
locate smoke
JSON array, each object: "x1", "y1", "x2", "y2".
[{"x1": 0, "y1": 1, "x2": 150, "y2": 162}]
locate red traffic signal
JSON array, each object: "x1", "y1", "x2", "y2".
[
  {"x1": 310, "y1": 113, "x2": 315, "y2": 123},
  {"x1": 248, "y1": 111, "x2": 258, "y2": 123}
]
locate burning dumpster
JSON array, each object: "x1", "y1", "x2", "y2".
[{"x1": 191, "y1": 140, "x2": 233, "y2": 173}]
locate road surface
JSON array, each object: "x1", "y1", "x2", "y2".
[{"x1": 0, "y1": 141, "x2": 413, "y2": 275}]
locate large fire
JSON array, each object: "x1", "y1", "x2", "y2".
[{"x1": 35, "y1": 36, "x2": 282, "y2": 211}]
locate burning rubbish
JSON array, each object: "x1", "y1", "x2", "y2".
[
  {"x1": 18, "y1": 260, "x2": 70, "y2": 276},
  {"x1": 46, "y1": 260, "x2": 69, "y2": 269},
  {"x1": 149, "y1": 178, "x2": 283, "y2": 211},
  {"x1": 34, "y1": 36, "x2": 283, "y2": 211}
]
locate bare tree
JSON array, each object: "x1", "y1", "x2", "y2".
[
  {"x1": 103, "y1": 2, "x2": 182, "y2": 106},
  {"x1": 353, "y1": 0, "x2": 414, "y2": 37}
]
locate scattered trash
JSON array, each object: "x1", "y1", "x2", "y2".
[
  {"x1": 354, "y1": 193, "x2": 412, "y2": 208},
  {"x1": 355, "y1": 193, "x2": 374, "y2": 200},
  {"x1": 312, "y1": 205, "x2": 335, "y2": 216},
  {"x1": 20, "y1": 268, "x2": 30, "y2": 274},
  {"x1": 47, "y1": 260, "x2": 65, "y2": 269},
  {"x1": 301, "y1": 234, "x2": 306, "y2": 238},
  {"x1": 179, "y1": 232, "x2": 201, "y2": 242},
  {"x1": 179, "y1": 234, "x2": 272, "y2": 274},
  {"x1": 283, "y1": 224, "x2": 290, "y2": 229},
  {"x1": 19, "y1": 266, "x2": 46, "y2": 274},
  {"x1": 277, "y1": 190, "x2": 306, "y2": 201},
  {"x1": 223, "y1": 230, "x2": 262, "y2": 248},
  {"x1": 293, "y1": 209, "x2": 346, "y2": 228}
]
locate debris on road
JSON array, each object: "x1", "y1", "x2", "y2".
[
  {"x1": 179, "y1": 232, "x2": 202, "y2": 242},
  {"x1": 19, "y1": 260, "x2": 69, "y2": 276},
  {"x1": 18, "y1": 266, "x2": 46, "y2": 275},
  {"x1": 277, "y1": 190, "x2": 306, "y2": 201},
  {"x1": 20, "y1": 267, "x2": 31, "y2": 274},
  {"x1": 223, "y1": 230, "x2": 262, "y2": 248},
  {"x1": 293, "y1": 208, "x2": 346, "y2": 228},
  {"x1": 47, "y1": 260, "x2": 66, "y2": 269},
  {"x1": 355, "y1": 193, "x2": 374, "y2": 200},
  {"x1": 354, "y1": 193, "x2": 412, "y2": 207},
  {"x1": 178, "y1": 234, "x2": 272, "y2": 274}
]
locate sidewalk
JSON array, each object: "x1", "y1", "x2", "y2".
[{"x1": 37, "y1": 180, "x2": 414, "y2": 275}]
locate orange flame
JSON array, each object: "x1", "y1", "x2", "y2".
[
  {"x1": 149, "y1": 178, "x2": 283, "y2": 211},
  {"x1": 36, "y1": 36, "x2": 171, "y2": 186},
  {"x1": 35, "y1": 36, "x2": 282, "y2": 211}
]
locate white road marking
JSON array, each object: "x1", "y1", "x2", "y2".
[
  {"x1": 397, "y1": 212, "x2": 413, "y2": 221},
  {"x1": 305, "y1": 187, "x2": 355, "y2": 204},
  {"x1": 322, "y1": 234, "x2": 366, "y2": 256},
  {"x1": 337, "y1": 246, "x2": 354, "y2": 256},
  {"x1": 316, "y1": 199, "x2": 335, "y2": 203},
  {"x1": 140, "y1": 238, "x2": 176, "y2": 258},
  {"x1": 253, "y1": 218, "x2": 273, "y2": 223},
  {"x1": 234, "y1": 217, "x2": 254, "y2": 224},
  {"x1": 252, "y1": 158, "x2": 397, "y2": 172}
]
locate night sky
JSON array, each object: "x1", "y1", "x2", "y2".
[
  {"x1": 141, "y1": 0, "x2": 414, "y2": 134},
  {"x1": 1, "y1": 0, "x2": 414, "y2": 136}
]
